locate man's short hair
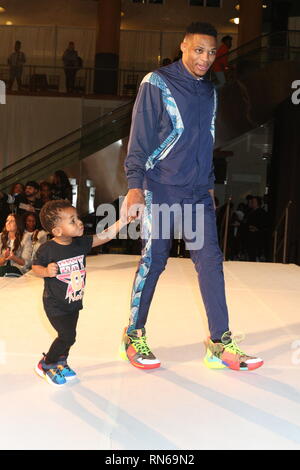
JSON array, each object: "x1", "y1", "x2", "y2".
[
  {"x1": 185, "y1": 22, "x2": 218, "y2": 38},
  {"x1": 25, "y1": 181, "x2": 40, "y2": 191},
  {"x1": 40, "y1": 199, "x2": 73, "y2": 233}
]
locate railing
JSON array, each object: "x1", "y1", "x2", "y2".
[
  {"x1": 208, "y1": 30, "x2": 300, "y2": 84},
  {"x1": 272, "y1": 200, "x2": 292, "y2": 263},
  {"x1": 0, "y1": 64, "x2": 149, "y2": 97},
  {"x1": 1, "y1": 31, "x2": 299, "y2": 97}
]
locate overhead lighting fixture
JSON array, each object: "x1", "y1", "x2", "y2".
[
  {"x1": 0, "y1": 6, "x2": 6, "y2": 13},
  {"x1": 235, "y1": 3, "x2": 267, "y2": 11},
  {"x1": 6, "y1": 21, "x2": 13, "y2": 25},
  {"x1": 230, "y1": 17, "x2": 240, "y2": 25}
]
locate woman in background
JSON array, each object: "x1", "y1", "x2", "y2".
[
  {"x1": 52, "y1": 170, "x2": 72, "y2": 202},
  {"x1": 0, "y1": 213, "x2": 32, "y2": 277}
]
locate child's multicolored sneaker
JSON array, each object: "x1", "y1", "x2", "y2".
[
  {"x1": 204, "y1": 331, "x2": 264, "y2": 371},
  {"x1": 35, "y1": 354, "x2": 67, "y2": 387},
  {"x1": 120, "y1": 327, "x2": 161, "y2": 370},
  {"x1": 57, "y1": 356, "x2": 77, "y2": 381}
]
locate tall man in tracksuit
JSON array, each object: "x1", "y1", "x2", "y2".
[{"x1": 120, "y1": 22, "x2": 263, "y2": 372}]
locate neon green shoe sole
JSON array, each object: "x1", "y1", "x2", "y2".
[{"x1": 203, "y1": 350, "x2": 227, "y2": 369}]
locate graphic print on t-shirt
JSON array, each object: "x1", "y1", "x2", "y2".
[{"x1": 56, "y1": 255, "x2": 86, "y2": 303}]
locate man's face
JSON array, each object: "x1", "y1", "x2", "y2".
[
  {"x1": 25, "y1": 185, "x2": 38, "y2": 198},
  {"x1": 181, "y1": 34, "x2": 217, "y2": 78},
  {"x1": 40, "y1": 185, "x2": 51, "y2": 200}
]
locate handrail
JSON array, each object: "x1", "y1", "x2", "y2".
[
  {"x1": 216, "y1": 29, "x2": 300, "y2": 63},
  {"x1": 272, "y1": 200, "x2": 292, "y2": 263}
]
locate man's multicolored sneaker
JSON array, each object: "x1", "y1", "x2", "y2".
[
  {"x1": 120, "y1": 327, "x2": 161, "y2": 370},
  {"x1": 57, "y1": 356, "x2": 77, "y2": 381},
  {"x1": 204, "y1": 331, "x2": 264, "y2": 371},
  {"x1": 35, "y1": 355, "x2": 67, "y2": 387}
]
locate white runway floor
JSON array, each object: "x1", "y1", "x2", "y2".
[{"x1": 1, "y1": 254, "x2": 300, "y2": 450}]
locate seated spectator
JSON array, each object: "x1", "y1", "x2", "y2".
[
  {"x1": 39, "y1": 181, "x2": 53, "y2": 205},
  {"x1": 10, "y1": 182, "x2": 24, "y2": 199},
  {"x1": 0, "y1": 213, "x2": 32, "y2": 277},
  {"x1": 51, "y1": 170, "x2": 73, "y2": 202},
  {"x1": 23, "y1": 212, "x2": 48, "y2": 261},
  {"x1": 15, "y1": 181, "x2": 43, "y2": 222}
]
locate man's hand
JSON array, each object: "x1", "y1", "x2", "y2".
[
  {"x1": 121, "y1": 189, "x2": 145, "y2": 222},
  {"x1": 46, "y1": 263, "x2": 58, "y2": 277}
]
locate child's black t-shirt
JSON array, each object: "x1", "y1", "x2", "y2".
[{"x1": 33, "y1": 236, "x2": 93, "y2": 317}]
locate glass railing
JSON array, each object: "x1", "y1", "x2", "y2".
[
  {"x1": 209, "y1": 30, "x2": 300, "y2": 85},
  {"x1": 0, "y1": 100, "x2": 134, "y2": 192},
  {"x1": 0, "y1": 64, "x2": 149, "y2": 97},
  {"x1": 1, "y1": 31, "x2": 299, "y2": 96}
]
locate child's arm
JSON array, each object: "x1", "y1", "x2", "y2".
[
  {"x1": 32, "y1": 263, "x2": 58, "y2": 278},
  {"x1": 92, "y1": 219, "x2": 127, "y2": 248}
]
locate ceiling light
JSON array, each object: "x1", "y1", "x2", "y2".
[
  {"x1": 230, "y1": 17, "x2": 240, "y2": 25},
  {"x1": 6, "y1": 21, "x2": 13, "y2": 25},
  {"x1": 235, "y1": 3, "x2": 267, "y2": 11},
  {"x1": 0, "y1": 6, "x2": 6, "y2": 13}
]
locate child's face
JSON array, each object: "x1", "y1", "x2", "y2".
[{"x1": 53, "y1": 207, "x2": 84, "y2": 238}]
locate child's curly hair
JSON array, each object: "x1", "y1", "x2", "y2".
[{"x1": 40, "y1": 199, "x2": 73, "y2": 233}]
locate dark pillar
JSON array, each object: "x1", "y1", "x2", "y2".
[
  {"x1": 94, "y1": 0, "x2": 121, "y2": 95},
  {"x1": 238, "y1": 0, "x2": 263, "y2": 49}
]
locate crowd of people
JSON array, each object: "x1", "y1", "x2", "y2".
[{"x1": 0, "y1": 170, "x2": 73, "y2": 277}]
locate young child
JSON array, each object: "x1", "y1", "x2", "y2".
[{"x1": 32, "y1": 199, "x2": 126, "y2": 387}]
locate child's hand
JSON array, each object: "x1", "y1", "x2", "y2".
[{"x1": 47, "y1": 262, "x2": 58, "y2": 277}]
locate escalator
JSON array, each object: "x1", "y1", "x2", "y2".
[
  {"x1": 0, "y1": 100, "x2": 134, "y2": 193},
  {"x1": 215, "y1": 30, "x2": 300, "y2": 146}
]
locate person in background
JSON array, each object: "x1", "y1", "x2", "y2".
[
  {"x1": 52, "y1": 171, "x2": 73, "y2": 203},
  {"x1": 245, "y1": 196, "x2": 268, "y2": 262},
  {"x1": 22, "y1": 212, "x2": 48, "y2": 264},
  {"x1": 7, "y1": 41, "x2": 26, "y2": 91},
  {"x1": 15, "y1": 181, "x2": 43, "y2": 222},
  {"x1": 0, "y1": 213, "x2": 32, "y2": 277},
  {"x1": 161, "y1": 58, "x2": 172, "y2": 67},
  {"x1": 10, "y1": 182, "x2": 25, "y2": 199},
  {"x1": 39, "y1": 181, "x2": 53, "y2": 206},
  {"x1": 212, "y1": 35, "x2": 232, "y2": 88},
  {"x1": 62, "y1": 42, "x2": 79, "y2": 93}
]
